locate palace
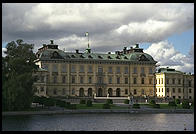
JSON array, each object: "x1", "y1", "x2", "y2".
[
  {"x1": 34, "y1": 40, "x2": 157, "y2": 98},
  {"x1": 34, "y1": 40, "x2": 194, "y2": 100}
]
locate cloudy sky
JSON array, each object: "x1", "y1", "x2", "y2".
[{"x1": 2, "y1": 3, "x2": 194, "y2": 73}]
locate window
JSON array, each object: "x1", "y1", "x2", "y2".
[
  {"x1": 98, "y1": 67, "x2": 103, "y2": 73},
  {"x1": 125, "y1": 77, "x2": 128, "y2": 84},
  {"x1": 133, "y1": 67, "x2": 137, "y2": 74},
  {"x1": 43, "y1": 64, "x2": 48, "y2": 71},
  {"x1": 53, "y1": 64, "x2": 58, "y2": 72},
  {"x1": 141, "y1": 89, "x2": 144, "y2": 95},
  {"x1": 134, "y1": 89, "x2": 137, "y2": 95},
  {"x1": 178, "y1": 88, "x2": 181, "y2": 93},
  {"x1": 108, "y1": 77, "x2": 112, "y2": 84},
  {"x1": 159, "y1": 88, "x2": 160, "y2": 92},
  {"x1": 124, "y1": 67, "x2": 128, "y2": 74},
  {"x1": 161, "y1": 78, "x2": 163, "y2": 84},
  {"x1": 71, "y1": 65, "x2": 76, "y2": 73},
  {"x1": 72, "y1": 76, "x2": 75, "y2": 83},
  {"x1": 167, "y1": 88, "x2": 169, "y2": 93},
  {"x1": 53, "y1": 76, "x2": 57, "y2": 83},
  {"x1": 155, "y1": 88, "x2": 157, "y2": 92},
  {"x1": 72, "y1": 88, "x2": 75, "y2": 95},
  {"x1": 172, "y1": 78, "x2": 175, "y2": 84},
  {"x1": 166, "y1": 78, "x2": 169, "y2": 84},
  {"x1": 108, "y1": 67, "x2": 112, "y2": 74},
  {"x1": 98, "y1": 77, "x2": 102, "y2": 83},
  {"x1": 53, "y1": 89, "x2": 57, "y2": 95},
  {"x1": 88, "y1": 66, "x2": 93, "y2": 73},
  {"x1": 116, "y1": 67, "x2": 120, "y2": 74},
  {"x1": 141, "y1": 78, "x2": 144, "y2": 84},
  {"x1": 62, "y1": 76, "x2": 66, "y2": 83},
  {"x1": 61, "y1": 65, "x2": 66, "y2": 72},
  {"x1": 134, "y1": 78, "x2": 137, "y2": 84},
  {"x1": 189, "y1": 89, "x2": 192, "y2": 93},
  {"x1": 141, "y1": 67, "x2": 145, "y2": 74},
  {"x1": 149, "y1": 67, "x2": 152, "y2": 74},
  {"x1": 173, "y1": 96, "x2": 175, "y2": 99},
  {"x1": 46, "y1": 75, "x2": 49, "y2": 82},
  {"x1": 159, "y1": 79, "x2": 160, "y2": 84},
  {"x1": 178, "y1": 96, "x2": 181, "y2": 99},
  {"x1": 88, "y1": 77, "x2": 92, "y2": 84},
  {"x1": 178, "y1": 79, "x2": 181, "y2": 84},
  {"x1": 149, "y1": 78, "x2": 152, "y2": 84},
  {"x1": 41, "y1": 87, "x2": 44, "y2": 92},
  {"x1": 62, "y1": 88, "x2": 65, "y2": 95},
  {"x1": 189, "y1": 80, "x2": 192, "y2": 87},
  {"x1": 80, "y1": 65, "x2": 84, "y2": 73},
  {"x1": 173, "y1": 88, "x2": 175, "y2": 93},
  {"x1": 80, "y1": 76, "x2": 83, "y2": 84},
  {"x1": 125, "y1": 89, "x2": 128, "y2": 94},
  {"x1": 41, "y1": 76, "x2": 44, "y2": 83},
  {"x1": 117, "y1": 77, "x2": 120, "y2": 84},
  {"x1": 189, "y1": 96, "x2": 192, "y2": 99},
  {"x1": 162, "y1": 88, "x2": 163, "y2": 92}
]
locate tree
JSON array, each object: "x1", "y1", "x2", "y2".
[{"x1": 2, "y1": 39, "x2": 38, "y2": 111}]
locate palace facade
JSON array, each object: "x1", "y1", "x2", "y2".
[{"x1": 34, "y1": 40, "x2": 157, "y2": 98}]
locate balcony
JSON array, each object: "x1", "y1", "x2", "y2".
[
  {"x1": 96, "y1": 72, "x2": 105, "y2": 76},
  {"x1": 140, "y1": 73, "x2": 146, "y2": 77}
]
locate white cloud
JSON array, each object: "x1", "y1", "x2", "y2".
[{"x1": 144, "y1": 41, "x2": 194, "y2": 73}]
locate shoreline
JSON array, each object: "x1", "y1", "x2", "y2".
[{"x1": 2, "y1": 109, "x2": 194, "y2": 116}]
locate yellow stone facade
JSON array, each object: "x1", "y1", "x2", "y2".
[{"x1": 155, "y1": 68, "x2": 194, "y2": 100}]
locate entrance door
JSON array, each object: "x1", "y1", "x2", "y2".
[
  {"x1": 116, "y1": 88, "x2": 120, "y2": 97},
  {"x1": 98, "y1": 88, "x2": 103, "y2": 97}
]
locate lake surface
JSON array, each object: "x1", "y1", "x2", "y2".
[{"x1": 2, "y1": 113, "x2": 194, "y2": 131}]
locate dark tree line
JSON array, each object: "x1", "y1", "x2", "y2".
[{"x1": 2, "y1": 39, "x2": 38, "y2": 111}]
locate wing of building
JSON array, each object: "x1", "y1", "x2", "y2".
[
  {"x1": 34, "y1": 40, "x2": 158, "y2": 98},
  {"x1": 155, "y1": 67, "x2": 194, "y2": 100}
]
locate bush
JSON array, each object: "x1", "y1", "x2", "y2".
[
  {"x1": 86, "y1": 100, "x2": 92, "y2": 107},
  {"x1": 149, "y1": 99, "x2": 156, "y2": 105},
  {"x1": 56, "y1": 100, "x2": 67, "y2": 107},
  {"x1": 124, "y1": 99, "x2": 129, "y2": 104},
  {"x1": 132, "y1": 104, "x2": 140, "y2": 109},
  {"x1": 67, "y1": 104, "x2": 77, "y2": 109},
  {"x1": 175, "y1": 99, "x2": 180, "y2": 104},
  {"x1": 168, "y1": 101, "x2": 177, "y2": 107},
  {"x1": 182, "y1": 100, "x2": 190, "y2": 109},
  {"x1": 43, "y1": 98, "x2": 55, "y2": 107},
  {"x1": 106, "y1": 99, "x2": 113, "y2": 104},
  {"x1": 80, "y1": 99, "x2": 86, "y2": 104},
  {"x1": 102, "y1": 103, "x2": 111, "y2": 109},
  {"x1": 153, "y1": 104, "x2": 160, "y2": 108}
]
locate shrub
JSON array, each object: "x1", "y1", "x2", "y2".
[
  {"x1": 43, "y1": 98, "x2": 55, "y2": 107},
  {"x1": 86, "y1": 100, "x2": 92, "y2": 107},
  {"x1": 102, "y1": 103, "x2": 111, "y2": 109},
  {"x1": 80, "y1": 99, "x2": 86, "y2": 104},
  {"x1": 124, "y1": 99, "x2": 129, "y2": 104},
  {"x1": 132, "y1": 104, "x2": 140, "y2": 109},
  {"x1": 175, "y1": 99, "x2": 180, "y2": 104},
  {"x1": 149, "y1": 99, "x2": 156, "y2": 105},
  {"x1": 182, "y1": 100, "x2": 190, "y2": 109},
  {"x1": 153, "y1": 104, "x2": 160, "y2": 108},
  {"x1": 56, "y1": 100, "x2": 67, "y2": 107},
  {"x1": 168, "y1": 101, "x2": 177, "y2": 107},
  {"x1": 106, "y1": 99, "x2": 113, "y2": 104},
  {"x1": 67, "y1": 104, "x2": 77, "y2": 109}
]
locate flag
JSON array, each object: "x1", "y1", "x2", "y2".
[{"x1": 85, "y1": 32, "x2": 89, "y2": 36}]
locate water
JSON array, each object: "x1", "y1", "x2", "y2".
[{"x1": 2, "y1": 113, "x2": 194, "y2": 131}]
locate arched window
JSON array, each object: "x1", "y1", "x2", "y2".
[
  {"x1": 108, "y1": 88, "x2": 113, "y2": 96},
  {"x1": 53, "y1": 88, "x2": 57, "y2": 95},
  {"x1": 88, "y1": 88, "x2": 92, "y2": 97},
  {"x1": 72, "y1": 88, "x2": 75, "y2": 95},
  {"x1": 116, "y1": 88, "x2": 120, "y2": 97},
  {"x1": 79, "y1": 88, "x2": 84, "y2": 97}
]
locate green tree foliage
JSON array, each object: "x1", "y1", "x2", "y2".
[
  {"x1": 182, "y1": 100, "x2": 190, "y2": 109},
  {"x1": 124, "y1": 99, "x2": 129, "y2": 104},
  {"x1": 2, "y1": 39, "x2": 38, "y2": 111},
  {"x1": 106, "y1": 99, "x2": 113, "y2": 104},
  {"x1": 175, "y1": 99, "x2": 180, "y2": 104}
]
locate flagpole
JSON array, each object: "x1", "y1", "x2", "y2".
[{"x1": 88, "y1": 33, "x2": 89, "y2": 48}]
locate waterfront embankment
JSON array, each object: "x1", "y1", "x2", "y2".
[{"x1": 2, "y1": 108, "x2": 193, "y2": 116}]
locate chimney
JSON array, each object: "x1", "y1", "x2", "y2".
[
  {"x1": 76, "y1": 49, "x2": 79, "y2": 53},
  {"x1": 50, "y1": 40, "x2": 54, "y2": 44},
  {"x1": 123, "y1": 47, "x2": 127, "y2": 54},
  {"x1": 135, "y1": 44, "x2": 139, "y2": 48}
]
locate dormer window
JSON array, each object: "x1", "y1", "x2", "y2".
[
  {"x1": 124, "y1": 56, "x2": 128, "y2": 59},
  {"x1": 71, "y1": 55, "x2": 76, "y2": 58},
  {"x1": 80, "y1": 55, "x2": 85, "y2": 58},
  {"x1": 66, "y1": 55, "x2": 70, "y2": 58},
  {"x1": 88, "y1": 55, "x2": 93, "y2": 58},
  {"x1": 116, "y1": 55, "x2": 120, "y2": 59},
  {"x1": 98, "y1": 55, "x2": 102, "y2": 59},
  {"x1": 108, "y1": 56, "x2": 112, "y2": 59}
]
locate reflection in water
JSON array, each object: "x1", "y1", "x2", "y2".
[{"x1": 2, "y1": 113, "x2": 194, "y2": 131}]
